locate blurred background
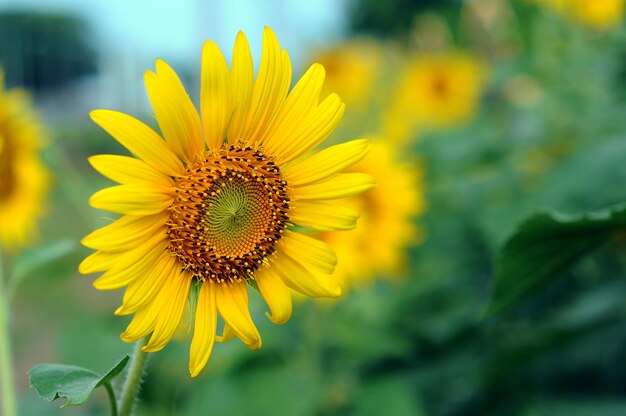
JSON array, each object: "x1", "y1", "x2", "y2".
[{"x1": 2, "y1": 0, "x2": 626, "y2": 415}]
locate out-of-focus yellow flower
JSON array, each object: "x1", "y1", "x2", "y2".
[
  {"x1": 0, "y1": 68, "x2": 49, "y2": 249},
  {"x1": 383, "y1": 52, "x2": 487, "y2": 140},
  {"x1": 79, "y1": 28, "x2": 375, "y2": 377},
  {"x1": 314, "y1": 39, "x2": 383, "y2": 109},
  {"x1": 321, "y1": 141, "x2": 425, "y2": 288},
  {"x1": 541, "y1": 0, "x2": 625, "y2": 30}
]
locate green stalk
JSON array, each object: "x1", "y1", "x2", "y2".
[
  {"x1": 0, "y1": 251, "x2": 16, "y2": 416},
  {"x1": 118, "y1": 337, "x2": 150, "y2": 416},
  {"x1": 104, "y1": 382, "x2": 118, "y2": 416}
]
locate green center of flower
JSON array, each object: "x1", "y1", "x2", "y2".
[
  {"x1": 203, "y1": 173, "x2": 274, "y2": 257},
  {"x1": 166, "y1": 143, "x2": 290, "y2": 283}
]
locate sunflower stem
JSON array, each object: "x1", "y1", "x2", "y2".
[
  {"x1": 118, "y1": 337, "x2": 150, "y2": 416},
  {"x1": 0, "y1": 251, "x2": 17, "y2": 416}
]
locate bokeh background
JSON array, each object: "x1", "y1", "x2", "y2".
[{"x1": 2, "y1": 0, "x2": 626, "y2": 415}]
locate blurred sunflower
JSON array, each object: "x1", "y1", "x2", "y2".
[
  {"x1": 383, "y1": 52, "x2": 486, "y2": 140},
  {"x1": 541, "y1": 0, "x2": 625, "y2": 30},
  {"x1": 314, "y1": 38, "x2": 383, "y2": 109},
  {"x1": 0, "y1": 68, "x2": 49, "y2": 249},
  {"x1": 321, "y1": 141, "x2": 425, "y2": 287},
  {"x1": 79, "y1": 28, "x2": 375, "y2": 377}
]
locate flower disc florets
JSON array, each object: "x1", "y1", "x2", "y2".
[{"x1": 166, "y1": 142, "x2": 289, "y2": 283}]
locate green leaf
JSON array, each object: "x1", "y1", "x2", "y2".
[
  {"x1": 97, "y1": 355, "x2": 130, "y2": 386},
  {"x1": 29, "y1": 355, "x2": 129, "y2": 408},
  {"x1": 485, "y1": 203, "x2": 626, "y2": 316}
]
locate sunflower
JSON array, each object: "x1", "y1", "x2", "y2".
[
  {"x1": 541, "y1": 0, "x2": 625, "y2": 30},
  {"x1": 79, "y1": 28, "x2": 375, "y2": 377},
  {"x1": 313, "y1": 38, "x2": 383, "y2": 109},
  {"x1": 321, "y1": 141, "x2": 424, "y2": 287},
  {"x1": 383, "y1": 52, "x2": 486, "y2": 140},
  {"x1": 0, "y1": 68, "x2": 49, "y2": 249}
]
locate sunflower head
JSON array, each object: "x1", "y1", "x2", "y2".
[
  {"x1": 541, "y1": 0, "x2": 625, "y2": 30},
  {"x1": 166, "y1": 143, "x2": 290, "y2": 283},
  {"x1": 383, "y1": 52, "x2": 486, "y2": 140},
  {"x1": 0, "y1": 67, "x2": 49, "y2": 249},
  {"x1": 313, "y1": 39, "x2": 383, "y2": 109},
  {"x1": 80, "y1": 28, "x2": 374, "y2": 377},
  {"x1": 321, "y1": 140, "x2": 424, "y2": 287}
]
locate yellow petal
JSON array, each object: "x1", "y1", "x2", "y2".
[
  {"x1": 293, "y1": 173, "x2": 375, "y2": 200},
  {"x1": 143, "y1": 269, "x2": 193, "y2": 352},
  {"x1": 144, "y1": 60, "x2": 204, "y2": 162},
  {"x1": 89, "y1": 184, "x2": 173, "y2": 215},
  {"x1": 227, "y1": 31, "x2": 254, "y2": 143},
  {"x1": 120, "y1": 300, "x2": 160, "y2": 343},
  {"x1": 93, "y1": 239, "x2": 169, "y2": 290},
  {"x1": 262, "y1": 64, "x2": 325, "y2": 154},
  {"x1": 275, "y1": 94, "x2": 345, "y2": 163},
  {"x1": 78, "y1": 250, "x2": 117, "y2": 274},
  {"x1": 278, "y1": 231, "x2": 337, "y2": 274},
  {"x1": 90, "y1": 110, "x2": 183, "y2": 176},
  {"x1": 270, "y1": 253, "x2": 341, "y2": 298},
  {"x1": 189, "y1": 281, "x2": 217, "y2": 377},
  {"x1": 289, "y1": 201, "x2": 359, "y2": 231},
  {"x1": 239, "y1": 27, "x2": 291, "y2": 144},
  {"x1": 119, "y1": 261, "x2": 179, "y2": 343},
  {"x1": 256, "y1": 265, "x2": 292, "y2": 325},
  {"x1": 88, "y1": 155, "x2": 173, "y2": 187},
  {"x1": 215, "y1": 324, "x2": 235, "y2": 343},
  {"x1": 81, "y1": 213, "x2": 168, "y2": 251},
  {"x1": 80, "y1": 228, "x2": 166, "y2": 275},
  {"x1": 215, "y1": 282, "x2": 261, "y2": 349},
  {"x1": 201, "y1": 41, "x2": 232, "y2": 150},
  {"x1": 115, "y1": 254, "x2": 177, "y2": 315},
  {"x1": 286, "y1": 139, "x2": 370, "y2": 186}
]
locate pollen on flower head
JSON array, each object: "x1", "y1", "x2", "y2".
[{"x1": 166, "y1": 142, "x2": 290, "y2": 284}]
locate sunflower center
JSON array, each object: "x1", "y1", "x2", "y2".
[
  {"x1": 203, "y1": 174, "x2": 273, "y2": 256},
  {"x1": 166, "y1": 143, "x2": 290, "y2": 283},
  {"x1": 0, "y1": 130, "x2": 15, "y2": 202},
  {"x1": 432, "y1": 74, "x2": 449, "y2": 98}
]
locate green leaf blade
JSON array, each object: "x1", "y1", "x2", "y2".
[
  {"x1": 29, "y1": 355, "x2": 129, "y2": 408},
  {"x1": 485, "y1": 204, "x2": 626, "y2": 316},
  {"x1": 29, "y1": 364, "x2": 100, "y2": 407},
  {"x1": 98, "y1": 354, "x2": 130, "y2": 386}
]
